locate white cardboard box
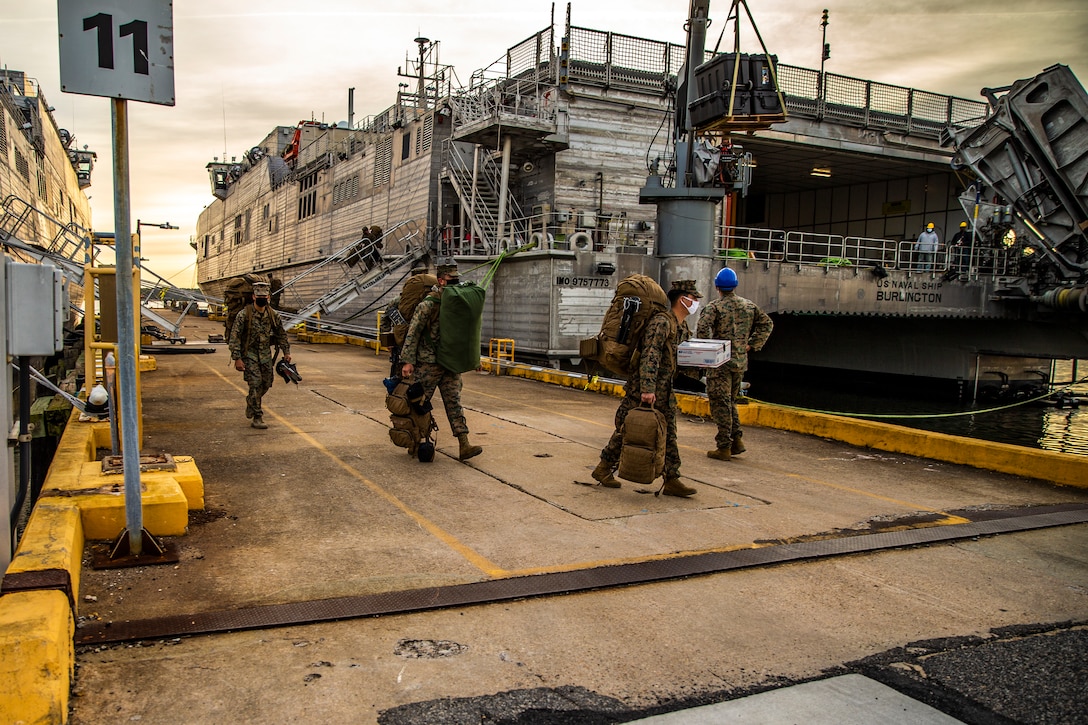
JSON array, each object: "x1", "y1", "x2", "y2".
[{"x1": 677, "y1": 338, "x2": 731, "y2": 368}]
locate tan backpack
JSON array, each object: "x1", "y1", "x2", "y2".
[
  {"x1": 391, "y1": 274, "x2": 439, "y2": 346},
  {"x1": 582, "y1": 274, "x2": 670, "y2": 378},
  {"x1": 617, "y1": 404, "x2": 667, "y2": 484}
]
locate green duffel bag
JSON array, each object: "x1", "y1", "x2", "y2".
[{"x1": 438, "y1": 282, "x2": 486, "y2": 374}]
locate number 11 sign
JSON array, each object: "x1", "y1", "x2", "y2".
[{"x1": 58, "y1": 0, "x2": 175, "y2": 106}]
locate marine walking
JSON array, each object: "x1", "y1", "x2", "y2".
[
  {"x1": 229, "y1": 281, "x2": 292, "y2": 430},
  {"x1": 400, "y1": 263, "x2": 484, "y2": 461},
  {"x1": 592, "y1": 278, "x2": 702, "y2": 497},
  {"x1": 696, "y1": 268, "x2": 773, "y2": 460}
]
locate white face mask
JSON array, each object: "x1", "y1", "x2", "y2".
[{"x1": 682, "y1": 298, "x2": 700, "y2": 315}]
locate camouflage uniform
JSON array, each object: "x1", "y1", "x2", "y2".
[
  {"x1": 599, "y1": 311, "x2": 683, "y2": 479},
  {"x1": 229, "y1": 304, "x2": 291, "y2": 421},
  {"x1": 400, "y1": 290, "x2": 471, "y2": 437},
  {"x1": 696, "y1": 292, "x2": 773, "y2": 448}
]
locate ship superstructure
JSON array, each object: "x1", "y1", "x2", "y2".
[{"x1": 195, "y1": 4, "x2": 1088, "y2": 399}]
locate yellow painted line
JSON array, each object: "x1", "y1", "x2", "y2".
[{"x1": 199, "y1": 359, "x2": 509, "y2": 577}]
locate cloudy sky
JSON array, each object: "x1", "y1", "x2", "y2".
[{"x1": 3, "y1": 0, "x2": 1086, "y2": 286}]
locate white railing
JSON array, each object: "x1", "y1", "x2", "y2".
[{"x1": 718, "y1": 225, "x2": 1020, "y2": 275}]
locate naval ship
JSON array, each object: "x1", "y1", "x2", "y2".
[
  {"x1": 0, "y1": 69, "x2": 96, "y2": 292},
  {"x1": 194, "y1": 2, "x2": 1088, "y2": 401}
]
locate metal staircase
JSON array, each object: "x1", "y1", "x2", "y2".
[
  {"x1": 442, "y1": 142, "x2": 526, "y2": 255},
  {"x1": 0, "y1": 194, "x2": 94, "y2": 266}
]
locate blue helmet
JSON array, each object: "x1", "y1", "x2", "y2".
[{"x1": 715, "y1": 267, "x2": 738, "y2": 290}]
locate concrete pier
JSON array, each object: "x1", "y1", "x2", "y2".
[{"x1": 4, "y1": 317, "x2": 1087, "y2": 723}]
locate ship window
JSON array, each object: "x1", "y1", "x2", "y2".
[
  {"x1": 15, "y1": 147, "x2": 30, "y2": 183},
  {"x1": 269, "y1": 214, "x2": 278, "y2": 234},
  {"x1": 374, "y1": 138, "x2": 392, "y2": 187},
  {"x1": 401, "y1": 132, "x2": 411, "y2": 161},
  {"x1": 263, "y1": 204, "x2": 270, "y2": 220},
  {"x1": 421, "y1": 115, "x2": 433, "y2": 153},
  {"x1": 298, "y1": 190, "x2": 317, "y2": 220}
]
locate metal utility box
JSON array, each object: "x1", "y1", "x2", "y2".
[
  {"x1": 689, "y1": 53, "x2": 783, "y2": 130},
  {"x1": 6, "y1": 260, "x2": 64, "y2": 355}
]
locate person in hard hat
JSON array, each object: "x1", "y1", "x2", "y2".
[
  {"x1": 914, "y1": 222, "x2": 941, "y2": 271},
  {"x1": 696, "y1": 267, "x2": 773, "y2": 461},
  {"x1": 592, "y1": 280, "x2": 702, "y2": 496},
  {"x1": 400, "y1": 262, "x2": 483, "y2": 461},
  {"x1": 949, "y1": 221, "x2": 973, "y2": 275},
  {"x1": 229, "y1": 280, "x2": 291, "y2": 430}
]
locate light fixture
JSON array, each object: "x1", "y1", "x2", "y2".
[{"x1": 810, "y1": 166, "x2": 832, "y2": 178}]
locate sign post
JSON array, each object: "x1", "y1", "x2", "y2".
[{"x1": 58, "y1": 0, "x2": 175, "y2": 557}]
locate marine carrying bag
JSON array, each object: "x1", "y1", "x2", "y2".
[
  {"x1": 437, "y1": 282, "x2": 486, "y2": 374},
  {"x1": 617, "y1": 403, "x2": 667, "y2": 484},
  {"x1": 584, "y1": 274, "x2": 669, "y2": 378}
]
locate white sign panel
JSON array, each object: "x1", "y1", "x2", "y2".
[{"x1": 58, "y1": 0, "x2": 175, "y2": 106}]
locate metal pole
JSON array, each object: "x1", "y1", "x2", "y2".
[
  {"x1": 111, "y1": 98, "x2": 144, "y2": 556},
  {"x1": 819, "y1": 9, "x2": 829, "y2": 117}
]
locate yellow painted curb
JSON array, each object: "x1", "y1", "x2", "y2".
[
  {"x1": 0, "y1": 590, "x2": 73, "y2": 724},
  {"x1": 748, "y1": 404, "x2": 1088, "y2": 489},
  {"x1": 5, "y1": 503, "x2": 85, "y2": 605}
]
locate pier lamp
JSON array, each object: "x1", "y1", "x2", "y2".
[
  {"x1": 135, "y1": 220, "x2": 179, "y2": 266},
  {"x1": 137, "y1": 220, "x2": 179, "y2": 234}
]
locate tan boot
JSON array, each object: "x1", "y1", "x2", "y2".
[
  {"x1": 251, "y1": 416, "x2": 268, "y2": 429},
  {"x1": 458, "y1": 434, "x2": 482, "y2": 461},
  {"x1": 591, "y1": 460, "x2": 621, "y2": 488},
  {"x1": 661, "y1": 478, "x2": 696, "y2": 497},
  {"x1": 707, "y1": 448, "x2": 731, "y2": 461},
  {"x1": 730, "y1": 435, "x2": 746, "y2": 455}
]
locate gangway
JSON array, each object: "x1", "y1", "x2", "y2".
[
  {"x1": 0, "y1": 194, "x2": 93, "y2": 267},
  {"x1": 278, "y1": 220, "x2": 429, "y2": 330},
  {"x1": 0, "y1": 200, "x2": 209, "y2": 338}
]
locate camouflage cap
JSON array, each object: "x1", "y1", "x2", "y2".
[
  {"x1": 252, "y1": 281, "x2": 271, "y2": 296},
  {"x1": 671, "y1": 279, "x2": 702, "y2": 298},
  {"x1": 436, "y1": 263, "x2": 459, "y2": 278}
]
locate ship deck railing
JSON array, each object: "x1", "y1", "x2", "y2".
[
  {"x1": 471, "y1": 23, "x2": 991, "y2": 142},
  {"x1": 719, "y1": 225, "x2": 1023, "y2": 276},
  {"x1": 438, "y1": 211, "x2": 657, "y2": 258}
]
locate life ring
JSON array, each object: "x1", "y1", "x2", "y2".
[
  {"x1": 570, "y1": 231, "x2": 592, "y2": 250},
  {"x1": 529, "y1": 232, "x2": 554, "y2": 248},
  {"x1": 500, "y1": 238, "x2": 513, "y2": 252}
]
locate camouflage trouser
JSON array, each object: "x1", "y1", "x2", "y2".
[
  {"x1": 707, "y1": 367, "x2": 744, "y2": 448},
  {"x1": 600, "y1": 389, "x2": 681, "y2": 480},
  {"x1": 412, "y1": 362, "x2": 469, "y2": 437},
  {"x1": 243, "y1": 357, "x2": 274, "y2": 419}
]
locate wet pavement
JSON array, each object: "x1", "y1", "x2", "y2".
[{"x1": 68, "y1": 317, "x2": 1088, "y2": 724}]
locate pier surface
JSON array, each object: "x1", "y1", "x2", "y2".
[{"x1": 69, "y1": 318, "x2": 1088, "y2": 724}]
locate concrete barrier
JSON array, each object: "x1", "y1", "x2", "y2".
[{"x1": 0, "y1": 413, "x2": 203, "y2": 722}]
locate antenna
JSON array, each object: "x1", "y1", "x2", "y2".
[{"x1": 221, "y1": 86, "x2": 227, "y2": 161}]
